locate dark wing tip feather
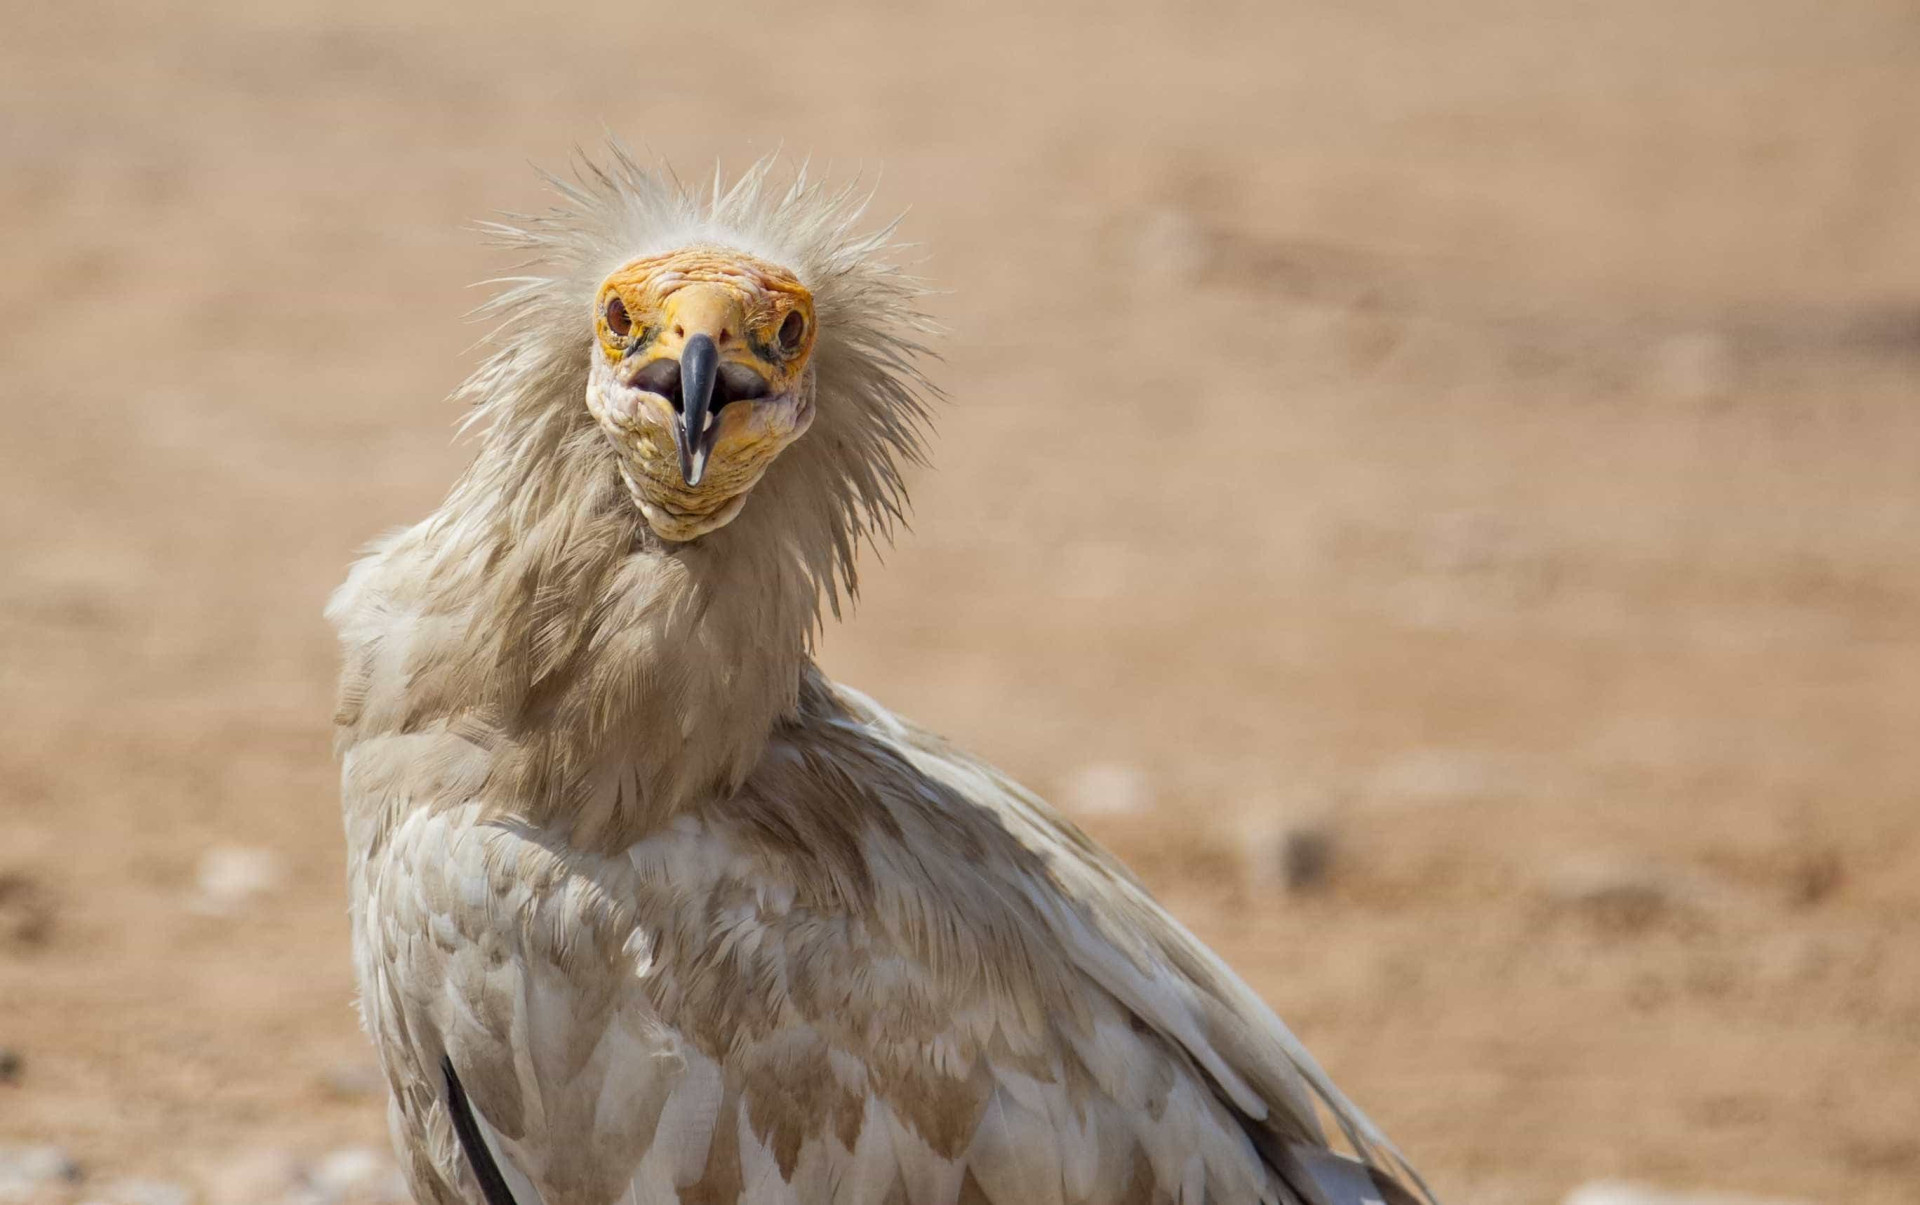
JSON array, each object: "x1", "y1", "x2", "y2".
[{"x1": 442, "y1": 1056, "x2": 521, "y2": 1205}]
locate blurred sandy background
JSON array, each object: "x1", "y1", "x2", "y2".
[{"x1": 3, "y1": 1, "x2": 1918, "y2": 1203}]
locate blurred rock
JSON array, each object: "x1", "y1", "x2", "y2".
[
  {"x1": 1059, "y1": 762, "x2": 1152, "y2": 816},
  {"x1": 82, "y1": 1179, "x2": 195, "y2": 1205},
  {"x1": 0, "y1": 1146, "x2": 82, "y2": 1201},
  {"x1": 1541, "y1": 856, "x2": 1694, "y2": 934},
  {"x1": 1277, "y1": 822, "x2": 1336, "y2": 893},
  {"x1": 192, "y1": 846, "x2": 286, "y2": 916},
  {"x1": 0, "y1": 1048, "x2": 20, "y2": 1084},
  {"x1": 0, "y1": 872, "x2": 55, "y2": 947},
  {"x1": 1237, "y1": 813, "x2": 1339, "y2": 894},
  {"x1": 1564, "y1": 1180, "x2": 1811, "y2": 1205}
]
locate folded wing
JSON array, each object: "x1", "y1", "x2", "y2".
[{"x1": 346, "y1": 674, "x2": 1433, "y2": 1205}]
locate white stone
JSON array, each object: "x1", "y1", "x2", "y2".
[
  {"x1": 296, "y1": 1147, "x2": 407, "y2": 1204},
  {"x1": 0, "y1": 1146, "x2": 81, "y2": 1202},
  {"x1": 1564, "y1": 1180, "x2": 1812, "y2": 1205},
  {"x1": 192, "y1": 845, "x2": 287, "y2": 915}
]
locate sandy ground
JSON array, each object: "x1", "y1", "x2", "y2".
[{"x1": 3, "y1": 2, "x2": 1918, "y2": 1202}]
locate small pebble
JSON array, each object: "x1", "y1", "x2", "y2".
[
  {"x1": 1275, "y1": 822, "x2": 1337, "y2": 893},
  {"x1": 0, "y1": 1047, "x2": 21, "y2": 1084},
  {"x1": 295, "y1": 1147, "x2": 407, "y2": 1205},
  {"x1": 1232, "y1": 801, "x2": 1339, "y2": 894},
  {"x1": 308, "y1": 1148, "x2": 382, "y2": 1195}
]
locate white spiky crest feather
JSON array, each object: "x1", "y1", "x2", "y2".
[{"x1": 437, "y1": 144, "x2": 938, "y2": 618}]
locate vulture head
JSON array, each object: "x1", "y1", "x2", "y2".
[
  {"x1": 587, "y1": 248, "x2": 820, "y2": 540},
  {"x1": 441, "y1": 148, "x2": 936, "y2": 613}
]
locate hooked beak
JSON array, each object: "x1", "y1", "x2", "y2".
[{"x1": 676, "y1": 332, "x2": 719, "y2": 487}]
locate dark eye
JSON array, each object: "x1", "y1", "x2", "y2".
[
  {"x1": 778, "y1": 310, "x2": 807, "y2": 353},
  {"x1": 605, "y1": 295, "x2": 632, "y2": 337}
]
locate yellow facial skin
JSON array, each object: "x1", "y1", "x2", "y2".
[{"x1": 585, "y1": 247, "x2": 817, "y2": 542}]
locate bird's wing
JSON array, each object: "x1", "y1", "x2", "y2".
[
  {"x1": 810, "y1": 678, "x2": 1435, "y2": 1205},
  {"x1": 346, "y1": 678, "x2": 1431, "y2": 1205}
]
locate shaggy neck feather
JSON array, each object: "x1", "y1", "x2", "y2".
[{"x1": 400, "y1": 425, "x2": 825, "y2": 850}]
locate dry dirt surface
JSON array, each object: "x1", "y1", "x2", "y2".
[{"x1": 3, "y1": 2, "x2": 1918, "y2": 1203}]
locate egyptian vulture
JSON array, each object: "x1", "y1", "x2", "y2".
[{"x1": 330, "y1": 150, "x2": 1436, "y2": 1205}]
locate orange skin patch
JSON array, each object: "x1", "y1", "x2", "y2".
[
  {"x1": 586, "y1": 247, "x2": 818, "y2": 542},
  {"x1": 595, "y1": 247, "x2": 815, "y2": 380}
]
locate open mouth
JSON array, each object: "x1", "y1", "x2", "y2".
[
  {"x1": 629, "y1": 357, "x2": 773, "y2": 415},
  {"x1": 629, "y1": 357, "x2": 772, "y2": 464}
]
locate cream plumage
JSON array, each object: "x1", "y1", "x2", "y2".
[{"x1": 330, "y1": 149, "x2": 1436, "y2": 1205}]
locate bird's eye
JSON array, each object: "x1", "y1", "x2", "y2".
[
  {"x1": 605, "y1": 296, "x2": 632, "y2": 338},
  {"x1": 778, "y1": 310, "x2": 807, "y2": 354}
]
